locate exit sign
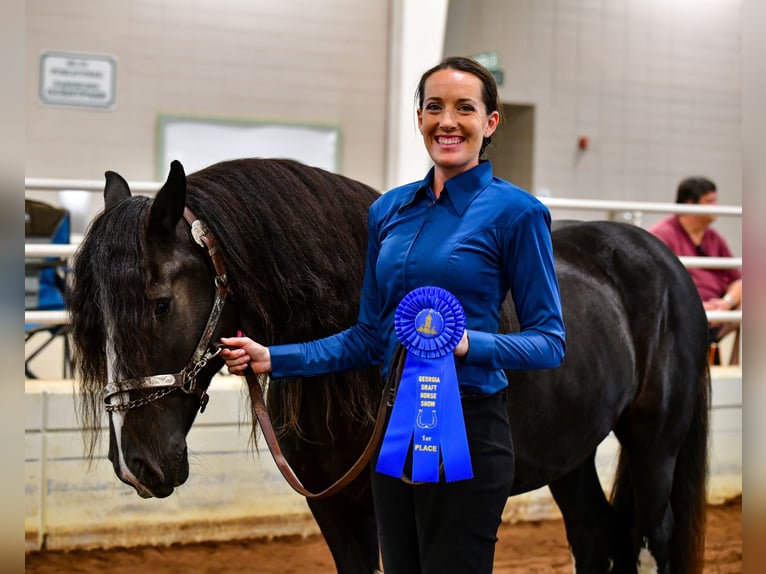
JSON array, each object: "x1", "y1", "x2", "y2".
[
  {"x1": 472, "y1": 51, "x2": 499, "y2": 71},
  {"x1": 471, "y1": 52, "x2": 504, "y2": 86}
]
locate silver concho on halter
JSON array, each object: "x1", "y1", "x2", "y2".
[{"x1": 191, "y1": 219, "x2": 208, "y2": 248}]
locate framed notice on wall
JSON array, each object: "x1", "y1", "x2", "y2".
[
  {"x1": 39, "y1": 51, "x2": 117, "y2": 109},
  {"x1": 156, "y1": 114, "x2": 341, "y2": 179}
]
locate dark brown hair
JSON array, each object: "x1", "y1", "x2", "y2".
[{"x1": 676, "y1": 176, "x2": 717, "y2": 204}]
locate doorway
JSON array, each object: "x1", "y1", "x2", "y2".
[{"x1": 485, "y1": 103, "x2": 535, "y2": 192}]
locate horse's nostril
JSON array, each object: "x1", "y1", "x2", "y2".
[
  {"x1": 142, "y1": 453, "x2": 167, "y2": 484},
  {"x1": 170, "y1": 446, "x2": 190, "y2": 487}
]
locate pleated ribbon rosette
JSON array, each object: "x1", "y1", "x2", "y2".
[{"x1": 376, "y1": 286, "x2": 473, "y2": 482}]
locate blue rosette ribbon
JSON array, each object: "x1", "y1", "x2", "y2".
[{"x1": 375, "y1": 286, "x2": 473, "y2": 483}]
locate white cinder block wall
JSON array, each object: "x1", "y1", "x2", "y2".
[
  {"x1": 26, "y1": 1, "x2": 742, "y2": 254},
  {"x1": 444, "y1": 0, "x2": 742, "y2": 254},
  {"x1": 25, "y1": 0, "x2": 392, "y2": 217}
]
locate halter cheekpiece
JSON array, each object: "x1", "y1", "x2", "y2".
[{"x1": 103, "y1": 207, "x2": 230, "y2": 414}]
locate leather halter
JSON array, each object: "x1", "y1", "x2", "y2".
[
  {"x1": 102, "y1": 206, "x2": 397, "y2": 499},
  {"x1": 103, "y1": 207, "x2": 230, "y2": 414}
]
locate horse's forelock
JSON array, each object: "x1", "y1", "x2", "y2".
[
  {"x1": 69, "y1": 197, "x2": 156, "y2": 454},
  {"x1": 95, "y1": 199, "x2": 157, "y2": 378}
]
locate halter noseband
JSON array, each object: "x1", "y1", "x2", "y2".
[{"x1": 104, "y1": 207, "x2": 230, "y2": 414}]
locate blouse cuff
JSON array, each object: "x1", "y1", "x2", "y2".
[
  {"x1": 462, "y1": 329, "x2": 494, "y2": 366},
  {"x1": 268, "y1": 343, "x2": 303, "y2": 379}
]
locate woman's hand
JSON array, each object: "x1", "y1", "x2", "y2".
[
  {"x1": 453, "y1": 330, "x2": 469, "y2": 359},
  {"x1": 220, "y1": 336, "x2": 272, "y2": 375}
]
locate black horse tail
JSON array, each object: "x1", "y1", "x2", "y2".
[
  {"x1": 610, "y1": 363, "x2": 710, "y2": 574},
  {"x1": 668, "y1": 363, "x2": 710, "y2": 574}
]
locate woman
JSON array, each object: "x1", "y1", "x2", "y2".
[{"x1": 221, "y1": 56, "x2": 566, "y2": 573}]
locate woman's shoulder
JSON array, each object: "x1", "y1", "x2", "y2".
[
  {"x1": 371, "y1": 180, "x2": 422, "y2": 212},
  {"x1": 482, "y1": 177, "x2": 549, "y2": 215}
]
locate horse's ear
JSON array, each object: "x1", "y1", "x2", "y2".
[
  {"x1": 148, "y1": 160, "x2": 187, "y2": 237},
  {"x1": 104, "y1": 171, "x2": 132, "y2": 210}
]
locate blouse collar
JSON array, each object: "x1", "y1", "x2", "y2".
[{"x1": 398, "y1": 161, "x2": 494, "y2": 216}]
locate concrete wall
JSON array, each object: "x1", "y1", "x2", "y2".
[
  {"x1": 444, "y1": 0, "x2": 742, "y2": 255},
  {"x1": 25, "y1": 377, "x2": 313, "y2": 552},
  {"x1": 25, "y1": 368, "x2": 741, "y2": 552},
  {"x1": 26, "y1": 1, "x2": 743, "y2": 255},
  {"x1": 26, "y1": 0, "x2": 391, "y2": 233}
]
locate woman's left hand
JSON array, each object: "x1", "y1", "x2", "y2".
[{"x1": 453, "y1": 330, "x2": 469, "y2": 359}]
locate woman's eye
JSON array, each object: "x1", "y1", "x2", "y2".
[{"x1": 153, "y1": 299, "x2": 171, "y2": 318}]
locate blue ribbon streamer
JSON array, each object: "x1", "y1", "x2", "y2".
[{"x1": 376, "y1": 286, "x2": 473, "y2": 483}]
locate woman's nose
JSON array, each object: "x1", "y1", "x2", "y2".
[{"x1": 439, "y1": 109, "x2": 457, "y2": 129}]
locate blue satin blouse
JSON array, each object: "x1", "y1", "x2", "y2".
[{"x1": 270, "y1": 161, "x2": 566, "y2": 395}]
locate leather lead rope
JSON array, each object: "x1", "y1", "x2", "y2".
[
  {"x1": 181, "y1": 205, "x2": 409, "y2": 499},
  {"x1": 243, "y1": 345, "x2": 406, "y2": 499}
]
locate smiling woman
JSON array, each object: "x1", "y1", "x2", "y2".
[{"x1": 218, "y1": 56, "x2": 567, "y2": 573}]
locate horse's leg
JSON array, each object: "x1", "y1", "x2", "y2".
[
  {"x1": 611, "y1": 370, "x2": 709, "y2": 574},
  {"x1": 307, "y1": 492, "x2": 380, "y2": 574},
  {"x1": 549, "y1": 451, "x2": 629, "y2": 573},
  {"x1": 609, "y1": 443, "x2": 677, "y2": 574},
  {"x1": 613, "y1": 431, "x2": 707, "y2": 573}
]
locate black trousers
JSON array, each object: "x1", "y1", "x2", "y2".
[{"x1": 371, "y1": 389, "x2": 515, "y2": 574}]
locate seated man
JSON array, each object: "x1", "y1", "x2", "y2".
[{"x1": 649, "y1": 176, "x2": 742, "y2": 364}]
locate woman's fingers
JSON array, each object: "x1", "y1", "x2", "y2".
[
  {"x1": 220, "y1": 336, "x2": 250, "y2": 349},
  {"x1": 219, "y1": 336, "x2": 271, "y2": 374}
]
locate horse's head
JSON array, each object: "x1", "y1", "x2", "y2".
[{"x1": 69, "y1": 160, "x2": 238, "y2": 498}]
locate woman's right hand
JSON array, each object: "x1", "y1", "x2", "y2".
[{"x1": 220, "y1": 336, "x2": 272, "y2": 375}]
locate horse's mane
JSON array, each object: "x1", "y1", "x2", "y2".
[
  {"x1": 187, "y1": 159, "x2": 377, "y2": 342},
  {"x1": 186, "y1": 159, "x2": 382, "y2": 442},
  {"x1": 68, "y1": 158, "x2": 382, "y2": 456}
]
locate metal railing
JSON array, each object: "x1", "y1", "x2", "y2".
[{"x1": 25, "y1": 178, "x2": 743, "y2": 326}]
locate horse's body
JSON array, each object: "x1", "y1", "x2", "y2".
[{"x1": 68, "y1": 158, "x2": 709, "y2": 574}]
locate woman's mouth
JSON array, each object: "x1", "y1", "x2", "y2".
[{"x1": 436, "y1": 135, "x2": 463, "y2": 145}]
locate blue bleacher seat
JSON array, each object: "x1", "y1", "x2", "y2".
[{"x1": 25, "y1": 199, "x2": 72, "y2": 379}]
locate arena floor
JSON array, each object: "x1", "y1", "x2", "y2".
[{"x1": 26, "y1": 495, "x2": 741, "y2": 573}]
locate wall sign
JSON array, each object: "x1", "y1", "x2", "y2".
[
  {"x1": 39, "y1": 51, "x2": 116, "y2": 109},
  {"x1": 471, "y1": 51, "x2": 504, "y2": 86}
]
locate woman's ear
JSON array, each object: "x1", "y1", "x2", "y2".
[{"x1": 485, "y1": 110, "x2": 500, "y2": 138}]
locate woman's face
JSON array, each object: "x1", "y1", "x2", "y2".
[{"x1": 417, "y1": 68, "x2": 499, "y2": 183}]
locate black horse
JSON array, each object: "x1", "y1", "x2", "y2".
[{"x1": 68, "y1": 158, "x2": 710, "y2": 574}]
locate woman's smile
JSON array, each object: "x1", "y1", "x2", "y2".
[{"x1": 436, "y1": 135, "x2": 464, "y2": 144}]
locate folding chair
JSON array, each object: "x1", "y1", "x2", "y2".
[{"x1": 25, "y1": 199, "x2": 73, "y2": 379}]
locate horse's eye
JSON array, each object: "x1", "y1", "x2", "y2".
[{"x1": 153, "y1": 299, "x2": 171, "y2": 318}]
